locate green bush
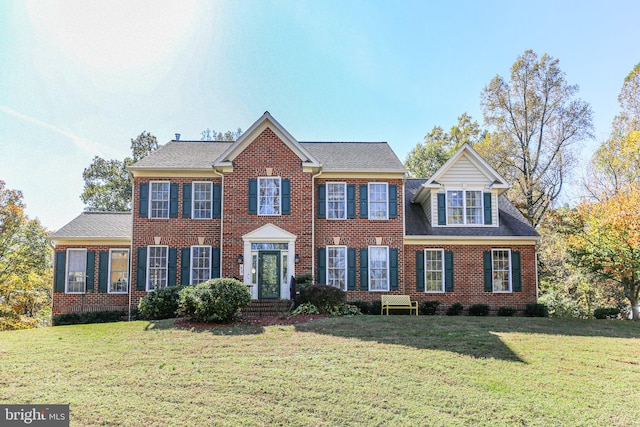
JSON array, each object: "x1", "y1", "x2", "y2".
[
  {"x1": 291, "y1": 302, "x2": 319, "y2": 315},
  {"x1": 52, "y1": 310, "x2": 126, "y2": 326},
  {"x1": 593, "y1": 307, "x2": 621, "y2": 319},
  {"x1": 370, "y1": 300, "x2": 382, "y2": 315},
  {"x1": 138, "y1": 286, "x2": 181, "y2": 320},
  {"x1": 497, "y1": 306, "x2": 517, "y2": 317},
  {"x1": 446, "y1": 302, "x2": 464, "y2": 316},
  {"x1": 420, "y1": 300, "x2": 441, "y2": 315},
  {"x1": 298, "y1": 284, "x2": 346, "y2": 314},
  {"x1": 349, "y1": 300, "x2": 373, "y2": 314},
  {"x1": 178, "y1": 278, "x2": 251, "y2": 323},
  {"x1": 523, "y1": 303, "x2": 548, "y2": 317},
  {"x1": 468, "y1": 304, "x2": 490, "y2": 316},
  {"x1": 341, "y1": 304, "x2": 361, "y2": 316}
]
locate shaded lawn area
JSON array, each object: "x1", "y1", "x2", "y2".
[{"x1": 1, "y1": 316, "x2": 639, "y2": 426}]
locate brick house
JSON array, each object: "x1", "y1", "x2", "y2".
[{"x1": 49, "y1": 112, "x2": 539, "y2": 315}]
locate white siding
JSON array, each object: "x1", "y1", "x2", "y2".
[
  {"x1": 437, "y1": 153, "x2": 492, "y2": 185},
  {"x1": 431, "y1": 192, "x2": 439, "y2": 226},
  {"x1": 420, "y1": 191, "x2": 432, "y2": 223},
  {"x1": 492, "y1": 192, "x2": 499, "y2": 227}
]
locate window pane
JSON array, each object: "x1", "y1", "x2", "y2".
[
  {"x1": 466, "y1": 191, "x2": 483, "y2": 224},
  {"x1": 327, "y1": 183, "x2": 346, "y2": 219},
  {"x1": 492, "y1": 250, "x2": 511, "y2": 292},
  {"x1": 447, "y1": 190, "x2": 464, "y2": 224},
  {"x1": 259, "y1": 178, "x2": 280, "y2": 215},
  {"x1": 191, "y1": 246, "x2": 211, "y2": 285},
  {"x1": 327, "y1": 246, "x2": 346, "y2": 289},
  {"x1": 425, "y1": 250, "x2": 443, "y2": 292},
  {"x1": 67, "y1": 250, "x2": 86, "y2": 293},
  {"x1": 109, "y1": 250, "x2": 129, "y2": 293},
  {"x1": 148, "y1": 246, "x2": 167, "y2": 290},
  {"x1": 193, "y1": 182, "x2": 212, "y2": 219},
  {"x1": 369, "y1": 184, "x2": 388, "y2": 220},
  {"x1": 369, "y1": 246, "x2": 388, "y2": 291},
  {"x1": 150, "y1": 182, "x2": 169, "y2": 219}
]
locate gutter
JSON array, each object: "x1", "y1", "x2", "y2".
[
  {"x1": 212, "y1": 167, "x2": 225, "y2": 278},
  {"x1": 311, "y1": 168, "x2": 323, "y2": 282}
]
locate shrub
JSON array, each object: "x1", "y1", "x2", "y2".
[
  {"x1": 370, "y1": 300, "x2": 382, "y2": 315},
  {"x1": 52, "y1": 310, "x2": 126, "y2": 326},
  {"x1": 349, "y1": 300, "x2": 373, "y2": 315},
  {"x1": 420, "y1": 300, "x2": 441, "y2": 315},
  {"x1": 178, "y1": 278, "x2": 251, "y2": 323},
  {"x1": 468, "y1": 304, "x2": 490, "y2": 316},
  {"x1": 593, "y1": 307, "x2": 621, "y2": 319},
  {"x1": 446, "y1": 302, "x2": 464, "y2": 316},
  {"x1": 291, "y1": 302, "x2": 319, "y2": 315},
  {"x1": 497, "y1": 306, "x2": 517, "y2": 317},
  {"x1": 138, "y1": 286, "x2": 181, "y2": 320},
  {"x1": 298, "y1": 284, "x2": 346, "y2": 314},
  {"x1": 523, "y1": 303, "x2": 548, "y2": 317},
  {"x1": 341, "y1": 304, "x2": 361, "y2": 316}
]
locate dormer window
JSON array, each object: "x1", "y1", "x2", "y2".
[{"x1": 446, "y1": 190, "x2": 483, "y2": 225}]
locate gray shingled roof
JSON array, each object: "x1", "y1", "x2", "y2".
[
  {"x1": 50, "y1": 212, "x2": 132, "y2": 239},
  {"x1": 129, "y1": 141, "x2": 232, "y2": 170},
  {"x1": 301, "y1": 142, "x2": 406, "y2": 172},
  {"x1": 404, "y1": 179, "x2": 539, "y2": 237}
]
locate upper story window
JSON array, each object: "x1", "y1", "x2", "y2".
[
  {"x1": 66, "y1": 249, "x2": 87, "y2": 293},
  {"x1": 258, "y1": 177, "x2": 281, "y2": 216},
  {"x1": 446, "y1": 190, "x2": 483, "y2": 225},
  {"x1": 109, "y1": 249, "x2": 129, "y2": 293},
  {"x1": 150, "y1": 182, "x2": 170, "y2": 219},
  {"x1": 327, "y1": 183, "x2": 346, "y2": 219},
  {"x1": 369, "y1": 183, "x2": 389, "y2": 220},
  {"x1": 193, "y1": 182, "x2": 213, "y2": 219}
]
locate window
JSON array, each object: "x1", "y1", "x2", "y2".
[
  {"x1": 492, "y1": 249, "x2": 511, "y2": 292},
  {"x1": 109, "y1": 249, "x2": 129, "y2": 293},
  {"x1": 424, "y1": 249, "x2": 444, "y2": 292},
  {"x1": 192, "y1": 182, "x2": 212, "y2": 219},
  {"x1": 258, "y1": 177, "x2": 281, "y2": 215},
  {"x1": 147, "y1": 246, "x2": 168, "y2": 291},
  {"x1": 327, "y1": 246, "x2": 347, "y2": 290},
  {"x1": 465, "y1": 191, "x2": 483, "y2": 224},
  {"x1": 369, "y1": 183, "x2": 388, "y2": 220},
  {"x1": 327, "y1": 183, "x2": 346, "y2": 219},
  {"x1": 191, "y1": 246, "x2": 211, "y2": 285},
  {"x1": 66, "y1": 249, "x2": 86, "y2": 293},
  {"x1": 369, "y1": 246, "x2": 389, "y2": 291},
  {"x1": 446, "y1": 190, "x2": 483, "y2": 225},
  {"x1": 150, "y1": 182, "x2": 170, "y2": 219}
]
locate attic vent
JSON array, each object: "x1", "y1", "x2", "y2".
[{"x1": 175, "y1": 133, "x2": 181, "y2": 141}]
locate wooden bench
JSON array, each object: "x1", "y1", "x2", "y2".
[{"x1": 381, "y1": 295, "x2": 418, "y2": 316}]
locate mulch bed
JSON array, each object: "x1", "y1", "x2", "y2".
[{"x1": 174, "y1": 314, "x2": 329, "y2": 329}]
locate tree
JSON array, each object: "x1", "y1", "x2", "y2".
[
  {"x1": 80, "y1": 131, "x2": 158, "y2": 211},
  {"x1": 481, "y1": 50, "x2": 593, "y2": 227},
  {"x1": 405, "y1": 113, "x2": 485, "y2": 178},
  {"x1": 201, "y1": 127, "x2": 242, "y2": 141},
  {"x1": 0, "y1": 181, "x2": 51, "y2": 330},
  {"x1": 568, "y1": 187, "x2": 640, "y2": 320},
  {"x1": 612, "y1": 62, "x2": 640, "y2": 135}
]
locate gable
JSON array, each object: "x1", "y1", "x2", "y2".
[{"x1": 436, "y1": 151, "x2": 496, "y2": 185}]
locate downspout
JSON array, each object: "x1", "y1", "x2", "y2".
[
  {"x1": 213, "y1": 168, "x2": 224, "y2": 278},
  {"x1": 128, "y1": 170, "x2": 135, "y2": 321},
  {"x1": 401, "y1": 173, "x2": 407, "y2": 295},
  {"x1": 311, "y1": 168, "x2": 323, "y2": 282}
]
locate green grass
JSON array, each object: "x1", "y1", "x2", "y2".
[{"x1": 1, "y1": 316, "x2": 639, "y2": 426}]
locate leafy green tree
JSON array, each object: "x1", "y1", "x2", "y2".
[
  {"x1": 612, "y1": 62, "x2": 640, "y2": 135},
  {"x1": 481, "y1": 50, "x2": 593, "y2": 227},
  {"x1": 201, "y1": 127, "x2": 242, "y2": 141}
]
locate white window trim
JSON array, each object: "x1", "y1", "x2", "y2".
[
  {"x1": 424, "y1": 249, "x2": 445, "y2": 293},
  {"x1": 368, "y1": 245, "x2": 389, "y2": 292},
  {"x1": 492, "y1": 248, "x2": 512, "y2": 293},
  {"x1": 149, "y1": 181, "x2": 170, "y2": 219},
  {"x1": 192, "y1": 181, "x2": 213, "y2": 220},
  {"x1": 326, "y1": 182, "x2": 347, "y2": 220},
  {"x1": 258, "y1": 176, "x2": 282, "y2": 216},
  {"x1": 190, "y1": 245, "x2": 212, "y2": 285},
  {"x1": 445, "y1": 189, "x2": 484, "y2": 226},
  {"x1": 108, "y1": 248, "x2": 130, "y2": 294},
  {"x1": 146, "y1": 245, "x2": 169, "y2": 292},
  {"x1": 326, "y1": 245, "x2": 347, "y2": 291},
  {"x1": 65, "y1": 248, "x2": 87, "y2": 294},
  {"x1": 368, "y1": 182, "x2": 389, "y2": 221}
]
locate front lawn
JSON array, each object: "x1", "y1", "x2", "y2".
[{"x1": 1, "y1": 316, "x2": 639, "y2": 426}]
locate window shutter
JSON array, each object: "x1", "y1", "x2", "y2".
[
  {"x1": 282, "y1": 179, "x2": 291, "y2": 215},
  {"x1": 512, "y1": 251, "x2": 522, "y2": 292},
  {"x1": 416, "y1": 251, "x2": 425, "y2": 291},
  {"x1": 359, "y1": 248, "x2": 368, "y2": 290},
  {"x1": 211, "y1": 248, "x2": 221, "y2": 278},
  {"x1": 437, "y1": 193, "x2": 446, "y2": 225},
  {"x1": 347, "y1": 248, "x2": 356, "y2": 290},
  {"x1": 317, "y1": 248, "x2": 326, "y2": 285},
  {"x1": 317, "y1": 184, "x2": 326, "y2": 219},
  {"x1": 55, "y1": 251, "x2": 66, "y2": 292},
  {"x1": 483, "y1": 251, "x2": 493, "y2": 292},
  {"x1": 98, "y1": 251, "x2": 108, "y2": 293},
  {"x1": 445, "y1": 251, "x2": 454, "y2": 292},
  {"x1": 86, "y1": 251, "x2": 95, "y2": 292},
  {"x1": 248, "y1": 179, "x2": 257, "y2": 214},
  {"x1": 484, "y1": 192, "x2": 492, "y2": 225},
  {"x1": 136, "y1": 247, "x2": 147, "y2": 291},
  {"x1": 347, "y1": 185, "x2": 356, "y2": 218},
  {"x1": 168, "y1": 248, "x2": 177, "y2": 286},
  {"x1": 180, "y1": 248, "x2": 190, "y2": 285},
  {"x1": 389, "y1": 248, "x2": 398, "y2": 290},
  {"x1": 359, "y1": 185, "x2": 368, "y2": 219},
  {"x1": 182, "y1": 183, "x2": 192, "y2": 218},
  {"x1": 213, "y1": 183, "x2": 222, "y2": 218},
  {"x1": 139, "y1": 183, "x2": 149, "y2": 218},
  {"x1": 169, "y1": 183, "x2": 179, "y2": 218},
  {"x1": 389, "y1": 185, "x2": 398, "y2": 219}
]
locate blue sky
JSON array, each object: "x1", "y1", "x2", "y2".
[{"x1": 1, "y1": 0, "x2": 639, "y2": 230}]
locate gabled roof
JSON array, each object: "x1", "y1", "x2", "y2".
[
  {"x1": 301, "y1": 142, "x2": 405, "y2": 173},
  {"x1": 129, "y1": 141, "x2": 232, "y2": 171},
  {"x1": 49, "y1": 212, "x2": 132, "y2": 242}
]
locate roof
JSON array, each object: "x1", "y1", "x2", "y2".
[
  {"x1": 404, "y1": 179, "x2": 539, "y2": 238},
  {"x1": 129, "y1": 141, "x2": 233, "y2": 170},
  {"x1": 49, "y1": 212, "x2": 132, "y2": 240},
  {"x1": 301, "y1": 142, "x2": 406, "y2": 172}
]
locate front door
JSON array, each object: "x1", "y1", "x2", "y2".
[{"x1": 258, "y1": 251, "x2": 281, "y2": 299}]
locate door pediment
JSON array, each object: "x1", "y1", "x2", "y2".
[{"x1": 242, "y1": 223, "x2": 297, "y2": 242}]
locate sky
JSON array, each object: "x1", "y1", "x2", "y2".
[{"x1": 1, "y1": 0, "x2": 639, "y2": 231}]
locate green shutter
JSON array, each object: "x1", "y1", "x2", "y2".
[
  {"x1": 213, "y1": 183, "x2": 222, "y2": 218},
  {"x1": 317, "y1": 184, "x2": 326, "y2": 219},
  {"x1": 512, "y1": 251, "x2": 522, "y2": 292},
  {"x1": 168, "y1": 248, "x2": 177, "y2": 286},
  {"x1": 54, "y1": 251, "x2": 66, "y2": 292},
  {"x1": 248, "y1": 179, "x2": 257, "y2": 214},
  {"x1": 139, "y1": 183, "x2": 149, "y2": 217},
  {"x1": 389, "y1": 248, "x2": 398, "y2": 290},
  {"x1": 136, "y1": 247, "x2": 147, "y2": 291},
  {"x1": 169, "y1": 183, "x2": 179, "y2": 218},
  {"x1": 359, "y1": 248, "x2": 368, "y2": 290},
  {"x1": 484, "y1": 192, "x2": 492, "y2": 225},
  {"x1": 347, "y1": 248, "x2": 356, "y2": 290},
  {"x1": 347, "y1": 185, "x2": 356, "y2": 219},
  {"x1": 182, "y1": 183, "x2": 192, "y2": 218},
  {"x1": 437, "y1": 193, "x2": 446, "y2": 225},
  {"x1": 98, "y1": 251, "x2": 109, "y2": 293},
  {"x1": 86, "y1": 251, "x2": 95, "y2": 292},
  {"x1": 211, "y1": 248, "x2": 221, "y2": 278},
  {"x1": 389, "y1": 185, "x2": 398, "y2": 219},
  {"x1": 181, "y1": 248, "x2": 191, "y2": 285},
  {"x1": 317, "y1": 248, "x2": 326, "y2": 285},
  {"x1": 483, "y1": 251, "x2": 493, "y2": 292},
  {"x1": 359, "y1": 185, "x2": 368, "y2": 219},
  {"x1": 416, "y1": 251, "x2": 425, "y2": 292},
  {"x1": 282, "y1": 179, "x2": 290, "y2": 215},
  {"x1": 445, "y1": 251, "x2": 454, "y2": 292}
]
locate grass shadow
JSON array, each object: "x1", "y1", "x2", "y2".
[{"x1": 143, "y1": 318, "x2": 266, "y2": 335}]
